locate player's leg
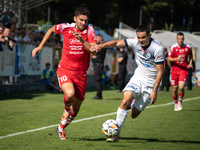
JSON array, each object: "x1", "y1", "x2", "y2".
[
  {"x1": 170, "y1": 72, "x2": 179, "y2": 111},
  {"x1": 57, "y1": 82, "x2": 75, "y2": 139},
  {"x1": 116, "y1": 91, "x2": 135, "y2": 129},
  {"x1": 107, "y1": 91, "x2": 134, "y2": 142},
  {"x1": 177, "y1": 71, "x2": 187, "y2": 111}
]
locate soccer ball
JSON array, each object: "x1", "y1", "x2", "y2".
[{"x1": 102, "y1": 119, "x2": 119, "y2": 138}]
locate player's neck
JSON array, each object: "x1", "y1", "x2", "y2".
[{"x1": 178, "y1": 44, "x2": 184, "y2": 47}]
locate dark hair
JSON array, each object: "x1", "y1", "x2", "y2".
[
  {"x1": 46, "y1": 63, "x2": 50, "y2": 66},
  {"x1": 136, "y1": 25, "x2": 150, "y2": 35},
  {"x1": 74, "y1": 7, "x2": 90, "y2": 17},
  {"x1": 177, "y1": 32, "x2": 184, "y2": 36}
]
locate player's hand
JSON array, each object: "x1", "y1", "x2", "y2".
[
  {"x1": 90, "y1": 44, "x2": 101, "y2": 53},
  {"x1": 177, "y1": 55, "x2": 182, "y2": 61},
  {"x1": 188, "y1": 63, "x2": 193, "y2": 69},
  {"x1": 73, "y1": 31, "x2": 82, "y2": 41},
  {"x1": 32, "y1": 46, "x2": 42, "y2": 57},
  {"x1": 150, "y1": 91, "x2": 157, "y2": 105}
]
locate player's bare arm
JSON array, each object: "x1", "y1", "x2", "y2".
[
  {"x1": 150, "y1": 64, "x2": 164, "y2": 104},
  {"x1": 168, "y1": 55, "x2": 181, "y2": 62},
  {"x1": 90, "y1": 39, "x2": 125, "y2": 52},
  {"x1": 73, "y1": 31, "x2": 96, "y2": 55},
  {"x1": 32, "y1": 26, "x2": 55, "y2": 57},
  {"x1": 188, "y1": 54, "x2": 193, "y2": 68}
]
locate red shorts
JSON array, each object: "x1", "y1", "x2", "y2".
[
  {"x1": 57, "y1": 68, "x2": 87, "y2": 101},
  {"x1": 170, "y1": 70, "x2": 188, "y2": 86}
]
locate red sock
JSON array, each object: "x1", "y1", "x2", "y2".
[
  {"x1": 63, "y1": 96, "x2": 73, "y2": 112},
  {"x1": 173, "y1": 95, "x2": 178, "y2": 104},
  {"x1": 179, "y1": 93, "x2": 184, "y2": 103},
  {"x1": 60, "y1": 111, "x2": 77, "y2": 129}
]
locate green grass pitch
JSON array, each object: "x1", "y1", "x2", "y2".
[{"x1": 0, "y1": 87, "x2": 200, "y2": 150}]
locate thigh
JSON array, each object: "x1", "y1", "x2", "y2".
[
  {"x1": 134, "y1": 91, "x2": 151, "y2": 112},
  {"x1": 74, "y1": 73, "x2": 87, "y2": 101},
  {"x1": 119, "y1": 91, "x2": 135, "y2": 109},
  {"x1": 179, "y1": 71, "x2": 188, "y2": 84},
  {"x1": 170, "y1": 71, "x2": 178, "y2": 87},
  {"x1": 123, "y1": 75, "x2": 141, "y2": 97}
]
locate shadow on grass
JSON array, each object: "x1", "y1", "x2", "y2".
[
  {"x1": 0, "y1": 90, "x2": 63, "y2": 101},
  {"x1": 78, "y1": 137, "x2": 200, "y2": 144}
]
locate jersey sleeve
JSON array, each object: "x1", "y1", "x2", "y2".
[
  {"x1": 168, "y1": 46, "x2": 173, "y2": 58},
  {"x1": 124, "y1": 38, "x2": 137, "y2": 48},
  {"x1": 55, "y1": 23, "x2": 68, "y2": 34},
  {"x1": 87, "y1": 24, "x2": 97, "y2": 43},
  {"x1": 154, "y1": 46, "x2": 165, "y2": 64}
]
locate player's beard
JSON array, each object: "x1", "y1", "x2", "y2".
[{"x1": 76, "y1": 24, "x2": 86, "y2": 31}]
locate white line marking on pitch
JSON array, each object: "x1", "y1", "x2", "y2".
[{"x1": 0, "y1": 96, "x2": 200, "y2": 140}]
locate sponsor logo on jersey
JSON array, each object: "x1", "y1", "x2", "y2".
[
  {"x1": 126, "y1": 85, "x2": 138, "y2": 90},
  {"x1": 157, "y1": 55, "x2": 164, "y2": 59},
  {"x1": 69, "y1": 38, "x2": 82, "y2": 44},
  {"x1": 179, "y1": 49, "x2": 184, "y2": 53}
]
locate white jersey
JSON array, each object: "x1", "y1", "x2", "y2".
[{"x1": 124, "y1": 37, "x2": 164, "y2": 87}]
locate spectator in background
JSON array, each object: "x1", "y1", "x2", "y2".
[
  {"x1": 160, "y1": 48, "x2": 171, "y2": 92},
  {"x1": 14, "y1": 28, "x2": 22, "y2": 42},
  {"x1": 0, "y1": 20, "x2": 3, "y2": 28},
  {"x1": 117, "y1": 47, "x2": 128, "y2": 94},
  {"x1": 34, "y1": 31, "x2": 43, "y2": 44},
  {"x1": 41, "y1": 62, "x2": 60, "y2": 91},
  {"x1": 21, "y1": 27, "x2": 31, "y2": 44},
  {"x1": 10, "y1": 24, "x2": 16, "y2": 32},
  {"x1": 0, "y1": 26, "x2": 3, "y2": 51},
  {"x1": 102, "y1": 65, "x2": 117, "y2": 89},
  {"x1": 1, "y1": 27, "x2": 14, "y2": 50},
  {"x1": 49, "y1": 64, "x2": 59, "y2": 89}
]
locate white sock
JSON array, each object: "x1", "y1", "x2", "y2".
[{"x1": 116, "y1": 107, "x2": 127, "y2": 131}]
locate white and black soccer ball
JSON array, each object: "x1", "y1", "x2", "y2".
[{"x1": 102, "y1": 119, "x2": 119, "y2": 138}]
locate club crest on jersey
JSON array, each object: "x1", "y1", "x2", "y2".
[
  {"x1": 146, "y1": 53, "x2": 151, "y2": 59},
  {"x1": 185, "y1": 48, "x2": 188, "y2": 51}
]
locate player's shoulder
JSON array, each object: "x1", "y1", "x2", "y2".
[
  {"x1": 55, "y1": 23, "x2": 75, "y2": 32},
  {"x1": 184, "y1": 43, "x2": 191, "y2": 49},
  {"x1": 170, "y1": 43, "x2": 178, "y2": 49}
]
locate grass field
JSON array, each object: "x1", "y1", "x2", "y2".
[{"x1": 0, "y1": 87, "x2": 200, "y2": 150}]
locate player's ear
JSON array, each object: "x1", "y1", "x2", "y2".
[{"x1": 74, "y1": 16, "x2": 77, "y2": 22}]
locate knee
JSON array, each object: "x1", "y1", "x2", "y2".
[
  {"x1": 120, "y1": 99, "x2": 130, "y2": 109},
  {"x1": 64, "y1": 90, "x2": 75, "y2": 100}
]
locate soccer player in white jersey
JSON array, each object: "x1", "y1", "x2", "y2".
[{"x1": 90, "y1": 25, "x2": 164, "y2": 142}]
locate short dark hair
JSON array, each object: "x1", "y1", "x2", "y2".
[
  {"x1": 74, "y1": 7, "x2": 90, "y2": 17},
  {"x1": 136, "y1": 25, "x2": 150, "y2": 35},
  {"x1": 177, "y1": 32, "x2": 184, "y2": 36},
  {"x1": 46, "y1": 63, "x2": 50, "y2": 67}
]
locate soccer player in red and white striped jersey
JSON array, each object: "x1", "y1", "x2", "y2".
[{"x1": 168, "y1": 32, "x2": 193, "y2": 111}]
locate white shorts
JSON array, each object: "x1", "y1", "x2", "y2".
[{"x1": 123, "y1": 75, "x2": 153, "y2": 111}]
